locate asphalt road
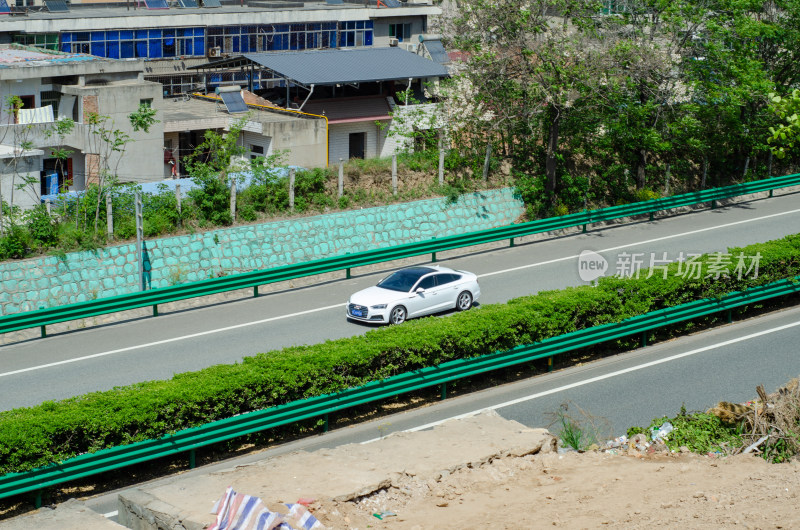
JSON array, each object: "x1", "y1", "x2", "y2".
[
  {"x1": 1, "y1": 191, "x2": 799, "y2": 410},
  {"x1": 85, "y1": 303, "x2": 800, "y2": 520}
]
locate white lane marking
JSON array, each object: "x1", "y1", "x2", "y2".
[
  {"x1": 0, "y1": 303, "x2": 346, "y2": 378},
  {"x1": 104, "y1": 510, "x2": 118, "y2": 518},
  {"x1": 477, "y1": 207, "x2": 800, "y2": 278},
  {"x1": 359, "y1": 318, "x2": 800, "y2": 443}
]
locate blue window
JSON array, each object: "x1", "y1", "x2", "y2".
[{"x1": 121, "y1": 41, "x2": 135, "y2": 58}]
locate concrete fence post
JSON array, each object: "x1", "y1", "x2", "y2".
[
  {"x1": 289, "y1": 168, "x2": 295, "y2": 210},
  {"x1": 438, "y1": 130, "x2": 445, "y2": 186},
  {"x1": 230, "y1": 182, "x2": 237, "y2": 221},
  {"x1": 482, "y1": 140, "x2": 492, "y2": 182},
  {"x1": 106, "y1": 194, "x2": 113, "y2": 240},
  {"x1": 45, "y1": 199, "x2": 51, "y2": 216},
  {"x1": 175, "y1": 182, "x2": 182, "y2": 225},
  {"x1": 338, "y1": 158, "x2": 344, "y2": 198},
  {"x1": 392, "y1": 154, "x2": 397, "y2": 196}
]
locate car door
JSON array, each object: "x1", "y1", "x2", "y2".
[
  {"x1": 435, "y1": 273, "x2": 462, "y2": 309},
  {"x1": 405, "y1": 274, "x2": 439, "y2": 317}
]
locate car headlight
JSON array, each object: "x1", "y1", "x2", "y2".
[{"x1": 370, "y1": 304, "x2": 387, "y2": 309}]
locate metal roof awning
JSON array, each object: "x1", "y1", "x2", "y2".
[{"x1": 192, "y1": 47, "x2": 449, "y2": 86}]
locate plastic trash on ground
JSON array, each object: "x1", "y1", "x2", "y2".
[{"x1": 650, "y1": 421, "x2": 674, "y2": 443}]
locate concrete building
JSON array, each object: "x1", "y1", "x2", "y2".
[
  {"x1": 0, "y1": 0, "x2": 450, "y2": 206},
  {"x1": 0, "y1": 44, "x2": 164, "y2": 208}
]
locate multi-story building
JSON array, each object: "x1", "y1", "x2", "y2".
[{"x1": 0, "y1": 0, "x2": 450, "y2": 207}]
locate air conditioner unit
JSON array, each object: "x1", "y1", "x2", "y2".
[
  {"x1": 406, "y1": 43, "x2": 416, "y2": 52},
  {"x1": 208, "y1": 46, "x2": 222, "y2": 57},
  {"x1": 388, "y1": 38, "x2": 399, "y2": 47}
]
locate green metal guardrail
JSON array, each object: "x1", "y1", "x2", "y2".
[
  {"x1": 1, "y1": 173, "x2": 798, "y2": 336},
  {"x1": 2, "y1": 275, "x2": 798, "y2": 504}
]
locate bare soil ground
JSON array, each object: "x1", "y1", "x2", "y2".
[{"x1": 315, "y1": 449, "x2": 800, "y2": 529}]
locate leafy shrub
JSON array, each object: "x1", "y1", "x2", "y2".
[
  {"x1": 24, "y1": 205, "x2": 58, "y2": 247},
  {"x1": 0, "y1": 226, "x2": 27, "y2": 259},
  {"x1": 634, "y1": 187, "x2": 661, "y2": 202},
  {"x1": 238, "y1": 203, "x2": 258, "y2": 222}
]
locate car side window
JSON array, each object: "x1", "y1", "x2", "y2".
[
  {"x1": 417, "y1": 275, "x2": 437, "y2": 290},
  {"x1": 438, "y1": 273, "x2": 461, "y2": 285}
]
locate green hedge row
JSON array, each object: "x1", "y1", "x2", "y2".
[{"x1": 1, "y1": 235, "x2": 799, "y2": 474}]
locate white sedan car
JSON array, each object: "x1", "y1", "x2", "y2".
[{"x1": 347, "y1": 265, "x2": 481, "y2": 325}]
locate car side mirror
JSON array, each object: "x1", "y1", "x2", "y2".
[{"x1": 415, "y1": 287, "x2": 425, "y2": 294}]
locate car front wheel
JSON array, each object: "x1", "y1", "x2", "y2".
[
  {"x1": 456, "y1": 291, "x2": 473, "y2": 311},
  {"x1": 389, "y1": 305, "x2": 407, "y2": 325}
]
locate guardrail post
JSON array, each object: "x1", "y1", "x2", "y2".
[
  {"x1": 769, "y1": 189, "x2": 773, "y2": 198},
  {"x1": 711, "y1": 199, "x2": 717, "y2": 210},
  {"x1": 642, "y1": 331, "x2": 647, "y2": 347},
  {"x1": 33, "y1": 490, "x2": 42, "y2": 509},
  {"x1": 547, "y1": 357, "x2": 553, "y2": 372},
  {"x1": 189, "y1": 449, "x2": 196, "y2": 469},
  {"x1": 649, "y1": 212, "x2": 654, "y2": 222},
  {"x1": 510, "y1": 237, "x2": 515, "y2": 247},
  {"x1": 345, "y1": 252, "x2": 351, "y2": 279},
  {"x1": 253, "y1": 286, "x2": 259, "y2": 297},
  {"x1": 440, "y1": 382, "x2": 447, "y2": 400},
  {"x1": 727, "y1": 309, "x2": 732, "y2": 323},
  {"x1": 432, "y1": 252, "x2": 437, "y2": 263},
  {"x1": 153, "y1": 305, "x2": 158, "y2": 317},
  {"x1": 324, "y1": 413, "x2": 329, "y2": 432},
  {"x1": 39, "y1": 306, "x2": 46, "y2": 337}
]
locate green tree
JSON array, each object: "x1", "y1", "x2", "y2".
[
  {"x1": 767, "y1": 89, "x2": 800, "y2": 160},
  {"x1": 84, "y1": 103, "x2": 159, "y2": 233},
  {"x1": 184, "y1": 117, "x2": 249, "y2": 225}
]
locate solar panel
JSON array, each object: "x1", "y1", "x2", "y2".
[
  {"x1": 142, "y1": 0, "x2": 169, "y2": 9},
  {"x1": 221, "y1": 91, "x2": 248, "y2": 113},
  {"x1": 44, "y1": 0, "x2": 69, "y2": 11},
  {"x1": 202, "y1": 0, "x2": 221, "y2": 7},
  {"x1": 178, "y1": 0, "x2": 198, "y2": 6},
  {"x1": 325, "y1": 0, "x2": 343, "y2": 4},
  {"x1": 0, "y1": 0, "x2": 10, "y2": 14},
  {"x1": 378, "y1": 0, "x2": 402, "y2": 6}
]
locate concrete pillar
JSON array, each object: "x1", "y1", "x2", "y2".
[
  {"x1": 392, "y1": 154, "x2": 397, "y2": 196},
  {"x1": 338, "y1": 158, "x2": 344, "y2": 198},
  {"x1": 289, "y1": 168, "x2": 295, "y2": 210},
  {"x1": 230, "y1": 182, "x2": 237, "y2": 221},
  {"x1": 106, "y1": 194, "x2": 113, "y2": 240},
  {"x1": 438, "y1": 130, "x2": 445, "y2": 185}
]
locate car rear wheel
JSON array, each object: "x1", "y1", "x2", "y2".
[
  {"x1": 456, "y1": 291, "x2": 473, "y2": 311},
  {"x1": 389, "y1": 305, "x2": 407, "y2": 325}
]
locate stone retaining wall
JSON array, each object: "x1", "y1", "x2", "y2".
[{"x1": 0, "y1": 188, "x2": 524, "y2": 315}]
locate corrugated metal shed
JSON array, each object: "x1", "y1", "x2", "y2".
[{"x1": 243, "y1": 47, "x2": 449, "y2": 85}]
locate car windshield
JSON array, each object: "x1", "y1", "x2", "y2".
[{"x1": 377, "y1": 268, "x2": 434, "y2": 292}]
